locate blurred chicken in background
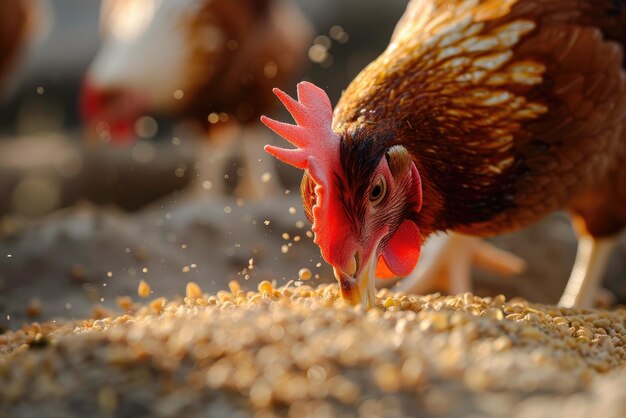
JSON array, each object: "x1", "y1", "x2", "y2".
[
  {"x1": 0, "y1": 0, "x2": 38, "y2": 94},
  {"x1": 0, "y1": 0, "x2": 197, "y2": 220},
  {"x1": 82, "y1": 0, "x2": 313, "y2": 197}
]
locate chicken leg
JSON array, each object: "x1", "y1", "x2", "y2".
[
  {"x1": 558, "y1": 234, "x2": 619, "y2": 309},
  {"x1": 196, "y1": 123, "x2": 283, "y2": 199},
  {"x1": 195, "y1": 123, "x2": 240, "y2": 197},
  {"x1": 236, "y1": 125, "x2": 283, "y2": 199},
  {"x1": 378, "y1": 232, "x2": 526, "y2": 295}
]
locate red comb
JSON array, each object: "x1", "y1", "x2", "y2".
[
  {"x1": 262, "y1": 82, "x2": 346, "y2": 262},
  {"x1": 261, "y1": 81, "x2": 339, "y2": 189}
]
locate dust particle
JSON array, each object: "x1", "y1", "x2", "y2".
[{"x1": 298, "y1": 268, "x2": 312, "y2": 281}]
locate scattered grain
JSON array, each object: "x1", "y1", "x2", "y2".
[
  {"x1": 149, "y1": 297, "x2": 166, "y2": 314},
  {"x1": 228, "y1": 280, "x2": 241, "y2": 295},
  {"x1": 298, "y1": 268, "x2": 312, "y2": 281},
  {"x1": 3, "y1": 284, "x2": 626, "y2": 417},
  {"x1": 258, "y1": 281, "x2": 273, "y2": 294},
  {"x1": 186, "y1": 282, "x2": 202, "y2": 299},
  {"x1": 116, "y1": 296, "x2": 133, "y2": 311},
  {"x1": 257, "y1": 172, "x2": 272, "y2": 184},
  {"x1": 25, "y1": 299, "x2": 42, "y2": 318},
  {"x1": 137, "y1": 280, "x2": 151, "y2": 298}
]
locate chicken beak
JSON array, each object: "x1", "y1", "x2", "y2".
[{"x1": 334, "y1": 252, "x2": 377, "y2": 309}]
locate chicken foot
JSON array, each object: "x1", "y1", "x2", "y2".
[
  {"x1": 558, "y1": 234, "x2": 620, "y2": 309},
  {"x1": 378, "y1": 233, "x2": 526, "y2": 295}
]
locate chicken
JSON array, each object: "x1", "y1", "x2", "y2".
[
  {"x1": 0, "y1": 0, "x2": 31, "y2": 92},
  {"x1": 262, "y1": 0, "x2": 626, "y2": 308},
  {"x1": 82, "y1": 0, "x2": 312, "y2": 196}
]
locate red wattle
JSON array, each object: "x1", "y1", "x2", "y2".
[
  {"x1": 375, "y1": 256, "x2": 396, "y2": 279},
  {"x1": 80, "y1": 77, "x2": 142, "y2": 145},
  {"x1": 378, "y1": 220, "x2": 421, "y2": 278}
]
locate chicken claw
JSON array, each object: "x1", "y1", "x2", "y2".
[{"x1": 558, "y1": 234, "x2": 620, "y2": 309}]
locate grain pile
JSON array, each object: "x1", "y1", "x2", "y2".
[{"x1": 2, "y1": 282, "x2": 626, "y2": 418}]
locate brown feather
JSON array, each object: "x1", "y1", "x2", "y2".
[
  {"x1": 181, "y1": 0, "x2": 311, "y2": 127},
  {"x1": 386, "y1": 145, "x2": 412, "y2": 180},
  {"x1": 333, "y1": 0, "x2": 626, "y2": 239}
]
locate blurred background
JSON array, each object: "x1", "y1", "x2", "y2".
[{"x1": 0, "y1": 0, "x2": 624, "y2": 329}]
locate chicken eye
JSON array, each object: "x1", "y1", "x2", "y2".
[{"x1": 369, "y1": 176, "x2": 387, "y2": 205}]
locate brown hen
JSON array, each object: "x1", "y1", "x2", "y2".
[
  {"x1": 333, "y1": 0, "x2": 626, "y2": 307},
  {"x1": 0, "y1": 0, "x2": 31, "y2": 91},
  {"x1": 264, "y1": 0, "x2": 626, "y2": 308}
]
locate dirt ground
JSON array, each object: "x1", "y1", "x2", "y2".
[
  {"x1": 1, "y1": 137, "x2": 626, "y2": 418},
  {"x1": 3, "y1": 284, "x2": 626, "y2": 418},
  {"x1": 0, "y1": 185, "x2": 571, "y2": 328}
]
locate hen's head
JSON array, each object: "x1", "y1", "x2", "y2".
[{"x1": 262, "y1": 82, "x2": 423, "y2": 308}]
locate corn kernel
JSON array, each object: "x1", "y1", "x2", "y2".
[
  {"x1": 137, "y1": 280, "x2": 151, "y2": 298},
  {"x1": 258, "y1": 281, "x2": 273, "y2": 294},
  {"x1": 149, "y1": 297, "x2": 166, "y2": 314},
  {"x1": 116, "y1": 296, "x2": 133, "y2": 311},
  {"x1": 186, "y1": 282, "x2": 202, "y2": 299},
  {"x1": 228, "y1": 280, "x2": 241, "y2": 294}
]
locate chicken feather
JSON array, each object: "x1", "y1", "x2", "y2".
[{"x1": 333, "y1": 0, "x2": 626, "y2": 238}]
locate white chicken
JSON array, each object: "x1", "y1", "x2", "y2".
[{"x1": 82, "y1": 0, "x2": 313, "y2": 196}]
